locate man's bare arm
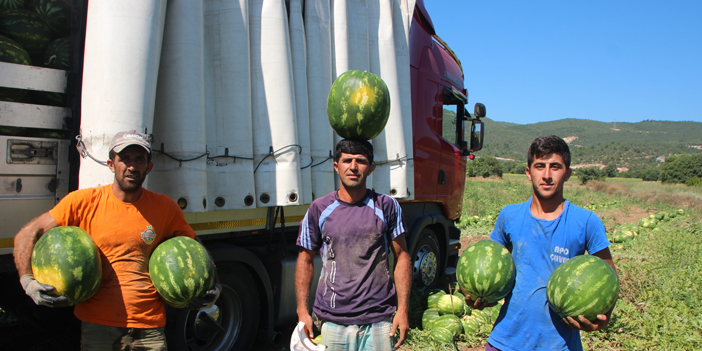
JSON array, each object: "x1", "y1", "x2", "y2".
[
  {"x1": 14, "y1": 212, "x2": 58, "y2": 277},
  {"x1": 390, "y1": 234, "x2": 411, "y2": 348},
  {"x1": 296, "y1": 248, "x2": 317, "y2": 339}
]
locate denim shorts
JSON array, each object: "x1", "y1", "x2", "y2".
[
  {"x1": 320, "y1": 318, "x2": 394, "y2": 351},
  {"x1": 81, "y1": 321, "x2": 167, "y2": 351}
]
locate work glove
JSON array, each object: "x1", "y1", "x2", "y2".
[
  {"x1": 20, "y1": 274, "x2": 70, "y2": 308},
  {"x1": 188, "y1": 283, "x2": 221, "y2": 310}
]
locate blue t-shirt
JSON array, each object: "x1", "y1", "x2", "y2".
[
  {"x1": 488, "y1": 198, "x2": 609, "y2": 351},
  {"x1": 297, "y1": 189, "x2": 406, "y2": 325}
]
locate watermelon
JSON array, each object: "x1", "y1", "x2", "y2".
[
  {"x1": 425, "y1": 288, "x2": 445, "y2": 309},
  {"x1": 460, "y1": 314, "x2": 481, "y2": 334},
  {"x1": 430, "y1": 327, "x2": 454, "y2": 344},
  {"x1": 149, "y1": 236, "x2": 215, "y2": 308},
  {"x1": 456, "y1": 240, "x2": 516, "y2": 304},
  {"x1": 421, "y1": 308, "x2": 440, "y2": 331},
  {"x1": 546, "y1": 255, "x2": 619, "y2": 321},
  {"x1": 0, "y1": 9, "x2": 52, "y2": 55},
  {"x1": 326, "y1": 70, "x2": 390, "y2": 140},
  {"x1": 27, "y1": 0, "x2": 71, "y2": 37},
  {"x1": 612, "y1": 229, "x2": 634, "y2": 243},
  {"x1": 42, "y1": 36, "x2": 68, "y2": 69},
  {"x1": 436, "y1": 294, "x2": 468, "y2": 317},
  {"x1": 31, "y1": 226, "x2": 102, "y2": 305},
  {"x1": 432, "y1": 314, "x2": 463, "y2": 336},
  {"x1": 0, "y1": 0, "x2": 25, "y2": 9},
  {"x1": 0, "y1": 34, "x2": 31, "y2": 102}
]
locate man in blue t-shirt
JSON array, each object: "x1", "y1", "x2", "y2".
[
  {"x1": 295, "y1": 139, "x2": 411, "y2": 350},
  {"x1": 463, "y1": 135, "x2": 617, "y2": 351}
]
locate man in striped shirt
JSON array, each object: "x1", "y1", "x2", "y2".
[{"x1": 295, "y1": 139, "x2": 411, "y2": 351}]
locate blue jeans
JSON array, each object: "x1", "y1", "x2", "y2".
[{"x1": 321, "y1": 318, "x2": 394, "y2": 351}]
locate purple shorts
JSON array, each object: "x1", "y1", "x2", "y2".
[{"x1": 486, "y1": 343, "x2": 501, "y2": 351}]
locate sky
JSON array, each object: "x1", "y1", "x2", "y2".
[{"x1": 423, "y1": 0, "x2": 702, "y2": 125}]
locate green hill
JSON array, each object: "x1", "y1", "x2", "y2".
[{"x1": 473, "y1": 117, "x2": 702, "y2": 170}]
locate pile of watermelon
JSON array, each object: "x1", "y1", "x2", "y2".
[
  {"x1": 610, "y1": 209, "x2": 686, "y2": 249},
  {"x1": 0, "y1": 0, "x2": 71, "y2": 105},
  {"x1": 416, "y1": 283, "x2": 503, "y2": 345}
]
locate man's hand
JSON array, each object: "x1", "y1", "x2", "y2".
[
  {"x1": 188, "y1": 283, "x2": 221, "y2": 310},
  {"x1": 298, "y1": 312, "x2": 314, "y2": 340},
  {"x1": 20, "y1": 274, "x2": 69, "y2": 308},
  {"x1": 457, "y1": 286, "x2": 497, "y2": 310},
  {"x1": 390, "y1": 309, "x2": 409, "y2": 348},
  {"x1": 562, "y1": 314, "x2": 610, "y2": 332}
]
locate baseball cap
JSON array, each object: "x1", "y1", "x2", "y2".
[{"x1": 109, "y1": 130, "x2": 151, "y2": 154}]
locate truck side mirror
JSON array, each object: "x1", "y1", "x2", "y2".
[
  {"x1": 469, "y1": 119, "x2": 484, "y2": 152},
  {"x1": 474, "y1": 102, "x2": 486, "y2": 118}
]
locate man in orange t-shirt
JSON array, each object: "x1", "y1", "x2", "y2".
[{"x1": 13, "y1": 130, "x2": 221, "y2": 350}]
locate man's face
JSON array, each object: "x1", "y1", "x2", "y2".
[
  {"x1": 526, "y1": 152, "x2": 572, "y2": 201},
  {"x1": 334, "y1": 152, "x2": 375, "y2": 190},
  {"x1": 107, "y1": 145, "x2": 153, "y2": 193}
]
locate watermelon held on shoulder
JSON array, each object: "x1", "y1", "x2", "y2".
[
  {"x1": 149, "y1": 236, "x2": 215, "y2": 308},
  {"x1": 0, "y1": 9, "x2": 52, "y2": 55},
  {"x1": 31, "y1": 226, "x2": 102, "y2": 306},
  {"x1": 456, "y1": 240, "x2": 516, "y2": 304},
  {"x1": 326, "y1": 70, "x2": 390, "y2": 140},
  {"x1": 546, "y1": 255, "x2": 619, "y2": 322}
]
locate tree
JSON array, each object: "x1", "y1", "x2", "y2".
[
  {"x1": 467, "y1": 156, "x2": 504, "y2": 178},
  {"x1": 659, "y1": 154, "x2": 702, "y2": 184},
  {"x1": 577, "y1": 167, "x2": 605, "y2": 185},
  {"x1": 603, "y1": 163, "x2": 618, "y2": 178}
]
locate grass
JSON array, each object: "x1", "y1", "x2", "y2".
[{"x1": 402, "y1": 174, "x2": 702, "y2": 350}]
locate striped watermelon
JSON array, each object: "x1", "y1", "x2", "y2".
[
  {"x1": 326, "y1": 70, "x2": 391, "y2": 140},
  {"x1": 430, "y1": 327, "x2": 454, "y2": 344},
  {"x1": 460, "y1": 314, "x2": 481, "y2": 334},
  {"x1": 31, "y1": 226, "x2": 102, "y2": 305},
  {"x1": 456, "y1": 240, "x2": 516, "y2": 304},
  {"x1": 0, "y1": 0, "x2": 25, "y2": 9},
  {"x1": 148, "y1": 236, "x2": 215, "y2": 308},
  {"x1": 432, "y1": 314, "x2": 463, "y2": 336},
  {"x1": 0, "y1": 34, "x2": 31, "y2": 102},
  {"x1": 421, "y1": 308, "x2": 440, "y2": 331},
  {"x1": 27, "y1": 0, "x2": 71, "y2": 37},
  {"x1": 42, "y1": 36, "x2": 68, "y2": 69},
  {"x1": 436, "y1": 294, "x2": 468, "y2": 317},
  {"x1": 425, "y1": 288, "x2": 445, "y2": 309},
  {"x1": 0, "y1": 9, "x2": 52, "y2": 55},
  {"x1": 546, "y1": 255, "x2": 619, "y2": 321}
]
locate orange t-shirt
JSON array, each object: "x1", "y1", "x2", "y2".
[{"x1": 49, "y1": 185, "x2": 196, "y2": 328}]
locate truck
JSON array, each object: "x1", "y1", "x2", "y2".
[{"x1": 0, "y1": 0, "x2": 485, "y2": 350}]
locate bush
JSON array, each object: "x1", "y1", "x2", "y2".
[
  {"x1": 686, "y1": 177, "x2": 702, "y2": 187},
  {"x1": 467, "y1": 156, "x2": 504, "y2": 178},
  {"x1": 604, "y1": 163, "x2": 618, "y2": 177},
  {"x1": 577, "y1": 167, "x2": 605, "y2": 185},
  {"x1": 659, "y1": 154, "x2": 702, "y2": 184}
]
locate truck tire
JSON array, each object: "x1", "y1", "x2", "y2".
[
  {"x1": 411, "y1": 228, "x2": 441, "y2": 293},
  {"x1": 166, "y1": 262, "x2": 259, "y2": 351}
]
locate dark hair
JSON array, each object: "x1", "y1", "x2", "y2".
[
  {"x1": 527, "y1": 135, "x2": 570, "y2": 168},
  {"x1": 334, "y1": 139, "x2": 374, "y2": 164},
  {"x1": 109, "y1": 148, "x2": 152, "y2": 163}
]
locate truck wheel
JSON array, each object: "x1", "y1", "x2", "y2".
[
  {"x1": 411, "y1": 229, "x2": 440, "y2": 293},
  {"x1": 167, "y1": 262, "x2": 259, "y2": 351}
]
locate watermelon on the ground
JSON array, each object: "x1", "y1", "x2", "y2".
[
  {"x1": 421, "y1": 308, "x2": 440, "y2": 331},
  {"x1": 0, "y1": 9, "x2": 52, "y2": 55},
  {"x1": 546, "y1": 255, "x2": 619, "y2": 321},
  {"x1": 27, "y1": 0, "x2": 71, "y2": 37},
  {"x1": 436, "y1": 294, "x2": 468, "y2": 317},
  {"x1": 460, "y1": 314, "x2": 482, "y2": 334},
  {"x1": 326, "y1": 70, "x2": 390, "y2": 140},
  {"x1": 425, "y1": 288, "x2": 445, "y2": 309},
  {"x1": 430, "y1": 327, "x2": 454, "y2": 344},
  {"x1": 149, "y1": 236, "x2": 215, "y2": 308},
  {"x1": 456, "y1": 240, "x2": 516, "y2": 304},
  {"x1": 432, "y1": 314, "x2": 463, "y2": 336},
  {"x1": 31, "y1": 226, "x2": 102, "y2": 305}
]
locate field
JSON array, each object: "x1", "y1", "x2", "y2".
[{"x1": 401, "y1": 174, "x2": 702, "y2": 350}]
